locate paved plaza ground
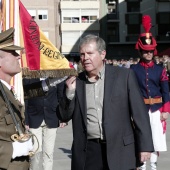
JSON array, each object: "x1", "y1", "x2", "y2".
[{"x1": 53, "y1": 119, "x2": 170, "y2": 170}]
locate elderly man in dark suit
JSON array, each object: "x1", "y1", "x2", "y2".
[
  {"x1": 57, "y1": 34, "x2": 154, "y2": 170},
  {"x1": 0, "y1": 28, "x2": 33, "y2": 170}
]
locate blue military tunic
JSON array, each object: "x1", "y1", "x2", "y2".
[{"x1": 131, "y1": 61, "x2": 170, "y2": 113}]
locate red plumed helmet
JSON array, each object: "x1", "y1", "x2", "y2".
[
  {"x1": 142, "y1": 15, "x2": 152, "y2": 33},
  {"x1": 135, "y1": 15, "x2": 157, "y2": 55}
]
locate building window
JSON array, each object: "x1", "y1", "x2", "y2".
[
  {"x1": 107, "y1": 22, "x2": 119, "y2": 42},
  {"x1": 125, "y1": 14, "x2": 141, "y2": 42},
  {"x1": 63, "y1": 17, "x2": 79, "y2": 23},
  {"x1": 81, "y1": 9, "x2": 98, "y2": 23},
  {"x1": 108, "y1": 0, "x2": 117, "y2": 14},
  {"x1": 62, "y1": 31, "x2": 80, "y2": 45},
  {"x1": 157, "y1": 13, "x2": 170, "y2": 37},
  {"x1": 62, "y1": 10, "x2": 80, "y2": 23},
  {"x1": 38, "y1": 10, "x2": 48, "y2": 20},
  {"x1": 28, "y1": 9, "x2": 36, "y2": 19},
  {"x1": 157, "y1": 12, "x2": 170, "y2": 24},
  {"x1": 127, "y1": 1, "x2": 140, "y2": 12},
  {"x1": 127, "y1": 25, "x2": 140, "y2": 34},
  {"x1": 125, "y1": 13, "x2": 142, "y2": 24},
  {"x1": 62, "y1": 9, "x2": 98, "y2": 24}
]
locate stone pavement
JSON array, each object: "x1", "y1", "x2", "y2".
[
  {"x1": 53, "y1": 119, "x2": 170, "y2": 170},
  {"x1": 53, "y1": 122, "x2": 72, "y2": 170}
]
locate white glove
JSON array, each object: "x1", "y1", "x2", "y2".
[
  {"x1": 41, "y1": 76, "x2": 67, "y2": 92},
  {"x1": 48, "y1": 76, "x2": 68, "y2": 86},
  {"x1": 12, "y1": 138, "x2": 33, "y2": 159}
]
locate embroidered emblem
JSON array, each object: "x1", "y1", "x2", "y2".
[
  {"x1": 11, "y1": 86, "x2": 18, "y2": 100},
  {"x1": 145, "y1": 38, "x2": 151, "y2": 45}
]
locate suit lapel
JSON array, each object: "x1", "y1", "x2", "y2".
[
  {"x1": 103, "y1": 65, "x2": 119, "y2": 118},
  {"x1": 76, "y1": 75, "x2": 87, "y2": 126}
]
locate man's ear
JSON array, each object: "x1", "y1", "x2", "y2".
[{"x1": 101, "y1": 50, "x2": 106, "y2": 60}]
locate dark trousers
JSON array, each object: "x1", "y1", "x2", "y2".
[
  {"x1": 84, "y1": 139, "x2": 136, "y2": 170},
  {"x1": 84, "y1": 139, "x2": 109, "y2": 170}
]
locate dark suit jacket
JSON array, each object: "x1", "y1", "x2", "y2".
[
  {"x1": 58, "y1": 65, "x2": 154, "y2": 170},
  {"x1": 0, "y1": 83, "x2": 29, "y2": 170},
  {"x1": 23, "y1": 78, "x2": 64, "y2": 128}
]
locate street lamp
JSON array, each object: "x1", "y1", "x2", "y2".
[{"x1": 166, "y1": 31, "x2": 170, "y2": 37}]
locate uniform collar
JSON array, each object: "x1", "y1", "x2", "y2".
[
  {"x1": 0, "y1": 79, "x2": 11, "y2": 90},
  {"x1": 139, "y1": 60, "x2": 154, "y2": 68}
]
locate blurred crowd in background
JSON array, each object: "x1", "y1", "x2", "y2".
[
  {"x1": 70, "y1": 55, "x2": 170, "y2": 78},
  {"x1": 105, "y1": 55, "x2": 170, "y2": 69}
]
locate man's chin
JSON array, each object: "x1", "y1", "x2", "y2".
[
  {"x1": 84, "y1": 66, "x2": 92, "y2": 72},
  {"x1": 143, "y1": 58, "x2": 153, "y2": 63},
  {"x1": 13, "y1": 69, "x2": 21, "y2": 75}
]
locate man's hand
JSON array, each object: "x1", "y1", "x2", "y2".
[
  {"x1": 139, "y1": 152, "x2": 151, "y2": 162},
  {"x1": 66, "y1": 76, "x2": 76, "y2": 90},
  {"x1": 25, "y1": 125, "x2": 29, "y2": 131},
  {"x1": 160, "y1": 112, "x2": 169, "y2": 120},
  {"x1": 59, "y1": 122, "x2": 68, "y2": 128}
]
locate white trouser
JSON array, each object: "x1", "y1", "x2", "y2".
[
  {"x1": 138, "y1": 109, "x2": 167, "y2": 170},
  {"x1": 29, "y1": 120, "x2": 57, "y2": 170},
  {"x1": 149, "y1": 110, "x2": 167, "y2": 151}
]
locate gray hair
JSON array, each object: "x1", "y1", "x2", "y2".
[{"x1": 79, "y1": 34, "x2": 106, "y2": 54}]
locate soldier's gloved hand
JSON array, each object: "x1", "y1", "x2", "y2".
[
  {"x1": 46, "y1": 76, "x2": 68, "y2": 87},
  {"x1": 41, "y1": 77, "x2": 67, "y2": 92},
  {"x1": 160, "y1": 112, "x2": 169, "y2": 120},
  {"x1": 12, "y1": 138, "x2": 33, "y2": 159}
]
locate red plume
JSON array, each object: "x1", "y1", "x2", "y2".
[{"x1": 142, "y1": 15, "x2": 151, "y2": 33}]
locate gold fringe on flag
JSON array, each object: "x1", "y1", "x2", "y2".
[{"x1": 22, "y1": 67, "x2": 78, "y2": 79}]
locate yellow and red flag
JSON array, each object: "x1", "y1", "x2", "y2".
[
  {"x1": 0, "y1": 0, "x2": 76, "y2": 103},
  {"x1": 19, "y1": 0, "x2": 76, "y2": 78}
]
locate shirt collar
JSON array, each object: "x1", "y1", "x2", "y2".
[
  {"x1": 0, "y1": 80, "x2": 11, "y2": 90},
  {"x1": 98, "y1": 64, "x2": 105, "y2": 80},
  {"x1": 85, "y1": 64, "x2": 105, "y2": 83}
]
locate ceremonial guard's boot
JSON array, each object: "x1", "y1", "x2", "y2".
[
  {"x1": 150, "y1": 152, "x2": 158, "y2": 170},
  {"x1": 138, "y1": 162, "x2": 146, "y2": 170},
  {"x1": 150, "y1": 162, "x2": 157, "y2": 170}
]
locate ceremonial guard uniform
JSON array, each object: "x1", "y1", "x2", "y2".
[{"x1": 131, "y1": 15, "x2": 170, "y2": 170}]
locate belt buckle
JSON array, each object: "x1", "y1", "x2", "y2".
[
  {"x1": 160, "y1": 97, "x2": 162, "y2": 103},
  {"x1": 149, "y1": 96, "x2": 153, "y2": 105}
]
